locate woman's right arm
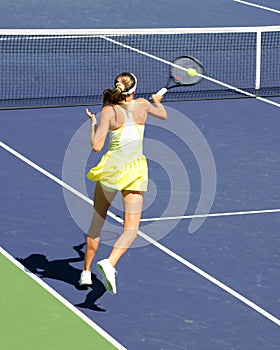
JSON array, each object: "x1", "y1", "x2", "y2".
[{"x1": 145, "y1": 95, "x2": 167, "y2": 120}]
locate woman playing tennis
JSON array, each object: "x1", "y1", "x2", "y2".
[{"x1": 79, "y1": 72, "x2": 167, "y2": 294}]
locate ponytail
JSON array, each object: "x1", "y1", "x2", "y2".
[{"x1": 102, "y1": 72, "x2": 137, "y2": 106}]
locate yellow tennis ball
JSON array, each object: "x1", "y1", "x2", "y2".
[{"x1": 187, "y1": 68, "x2": 197, "y2": 77}]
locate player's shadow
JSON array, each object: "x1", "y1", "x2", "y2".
[{"x1": 16, "y1": 243, "x2": 106, "y2": 312}]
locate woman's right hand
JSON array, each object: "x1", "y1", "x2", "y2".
[{"x1": 151, "y1": 94, "x2": 163, "y2": 104}]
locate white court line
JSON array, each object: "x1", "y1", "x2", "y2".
[
  {"x1": 0, "y1": 141, "x2": 121, "y2": 224},
  {"x1": 234, "y1": 0, "x2": 280, "y2": 15},
  {"x1": 140, "y1": 208, "x2": 280, "y2": 222},
  {"x1": 0, "y1": 246, "x2": 127, "y2": 350},
  {"x1": 1, "y1": 140, "x2": 280, "y2": 327}
]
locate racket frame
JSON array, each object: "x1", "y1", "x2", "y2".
[{"x1": 156, "y1": 55, "x2": 205, "y2": 96}]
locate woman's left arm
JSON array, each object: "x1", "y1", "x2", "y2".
[{"x1": 86, "y1": 108, "x2": 110, "y2": 152}]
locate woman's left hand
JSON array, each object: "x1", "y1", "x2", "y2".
[{"x1": 86, "y1": 108, "x2": 97, "y2": 125}]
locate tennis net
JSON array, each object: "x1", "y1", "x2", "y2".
[{"x1": 1, "y1": 26, "x2": 280, "y2": 109}]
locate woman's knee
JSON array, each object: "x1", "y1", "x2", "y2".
[{"x1": 122, "y1": 191, "x2": 143, "y2": 215}]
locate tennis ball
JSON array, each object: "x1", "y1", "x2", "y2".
[{"x1": 187, "y1": 68, "x2": 197, "y2": 77}]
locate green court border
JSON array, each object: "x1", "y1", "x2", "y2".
[{"x1": 0, "y1": 247, "x2": 126, "y2": 350}]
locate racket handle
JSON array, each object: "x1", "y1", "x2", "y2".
[
  {"x1": 155, "y1": 88, "x2": 168, "y2": 96},
  {"x1": 149, "y1": 87, "x2": 168, "y2": 103}
]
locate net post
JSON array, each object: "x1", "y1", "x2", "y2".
[{"x1": 255, "y1": 29, "x2": 262, "y2": 96}]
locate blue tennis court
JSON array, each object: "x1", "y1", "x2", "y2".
[{"x1": 1, "y1": 1, "x2": 280, "y2": 349}]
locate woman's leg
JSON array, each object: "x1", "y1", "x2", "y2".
[
  {"x1": 83, "y1": 182, "x2": 117, "y2": 271},
  {"x1": 108, "y1": 190, "x2": 143, "y2": 267}
]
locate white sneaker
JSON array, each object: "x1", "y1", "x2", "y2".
[
  {"x1": 79, "y1": 270, "x2": 92, "y2": 286},
  {"x1": 96, "y1": 259, "x2": 117, "y2": 295}
]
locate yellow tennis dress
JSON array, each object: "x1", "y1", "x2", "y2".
[{"x1": 87, "y1": 101, "x2": 148, "y2": 192}]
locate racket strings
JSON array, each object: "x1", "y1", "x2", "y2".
[{"x1": 171, "y1": 57, "x2": 204, "y2": 85}]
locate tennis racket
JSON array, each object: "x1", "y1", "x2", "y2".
[{"x1": 151, "y1": 56, "x2": 204, "y2": 100}]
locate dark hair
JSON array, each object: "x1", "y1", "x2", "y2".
[
  {"x1": 102, "y1": 72, "x2": 136, "y2": 105},
  {"x1": 102, "y1": 89, "x2": 113, "y2": 106}
]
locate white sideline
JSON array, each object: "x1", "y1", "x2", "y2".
[
  {"x1": 234, "y1": 0, "x2": 280, "y2": 15},
  {"x1": 0, "y1": 246, "x2": 127, "y2": 350}
]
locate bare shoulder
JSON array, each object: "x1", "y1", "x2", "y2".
[
  {"x1": 102, "y1": 105, "x2": 115, "y2": 112},
  {"x1": 136, "y1": 97, "x2": 148, "y2": 104},
  {"x1": 135, "y1": 98, "x2": 149, "y2": 109},
  {"x1": 101, "y1": 105, "x2": 116, "y2": 117}
]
